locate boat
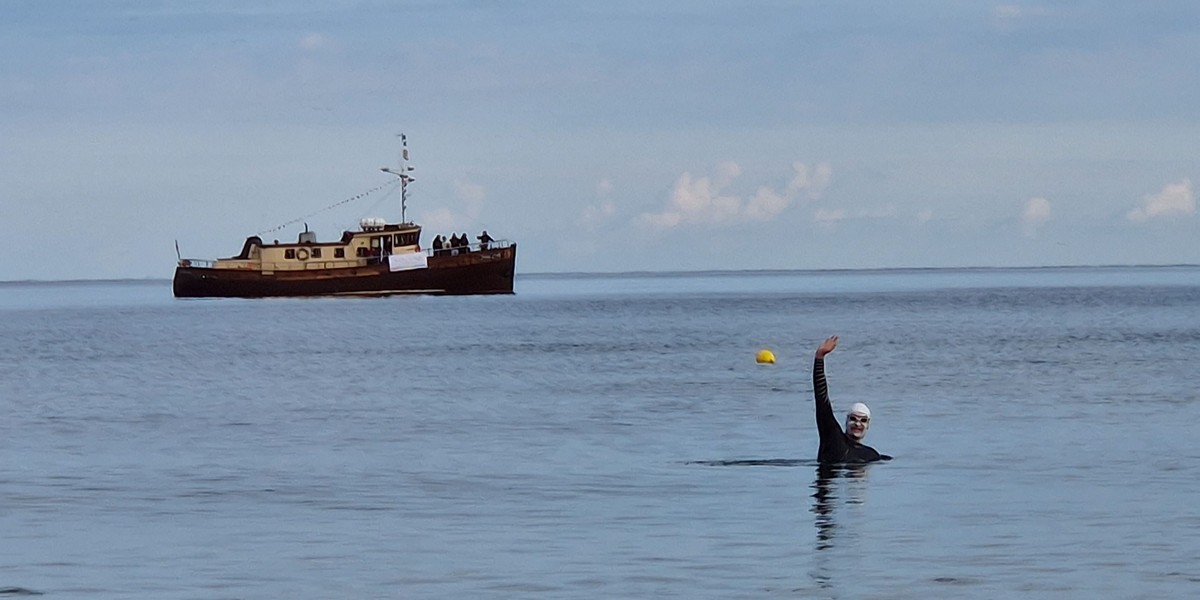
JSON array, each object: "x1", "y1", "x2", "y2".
[{"x1": 172, "y1": 136, "x2": 516, "y2": 298}]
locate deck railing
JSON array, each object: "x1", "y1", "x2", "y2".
[
  {"x1": 429, "y1": 239, "x2": 513, "y2": 256},
  {"x1": 177, "y1": 259, "x2": 216, "y2": 269}
]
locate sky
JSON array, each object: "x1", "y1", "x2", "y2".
[{"x1": 2, "y1": 1, "x2": 1199, "y2": 281}]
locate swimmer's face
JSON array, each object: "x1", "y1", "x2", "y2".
[{"x1": 846, "y1": 412, "x2": 870, "y2": 441}]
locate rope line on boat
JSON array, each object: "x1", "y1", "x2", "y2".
[{"x1": 256, "y1": 180, "x2": 402, "y2": 236}]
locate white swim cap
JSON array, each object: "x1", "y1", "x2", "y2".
[{"x1": 848, "y1": 402, "x2": 871, "y2": 419}]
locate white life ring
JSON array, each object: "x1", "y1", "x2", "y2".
[{"x1": 296, "y1": 248, "x2": 310, "y2": 261}]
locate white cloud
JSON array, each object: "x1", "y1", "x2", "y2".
[
  {"x1": 300, "y1": 33, "x2": 330, "y2": 50},
  {"x1": 636, "y1": 167, "x2": 744, "y2": 229},
  {"x1": 809, "y1": 204, "x2": 897, "y2": 229},
  {"x1": 813, "y1": 208, "x2": 847, "y2": 226},
  {"x1": 580, "y1": 178, "x2": 618, "y2": 226},
  {"x1": 1022, "y1": 196, "x2": 1052, "y2": 236},
  {"x1": 745, "y1": 187, "x2": 788, "y2": 220},
  {"x1": 787, "y1": 161, "x2": 833, "y2": 198},
  {"x1": 580, "y1": 200, "x2": 616, "y2": 225},
  {"x1": 454, "y1": 180, "x2": 485, "y2": 205},
  {"x1": 916, "y1": 209, "x2": 934, "y2": 224},
  {"x1": 421, "y1": 207, "x2": 459, "y2": 232},
  {"x1": 1127, "y1": 179, "x2": 1195, "y2": 223},
  {"x1": 419, "y1": 179, "x2": 485, "y2": 232},
  {"x1": 637, "y1": 160, "x2": 832, "y2": 230},
  {"x1": 713, "y1": 160, "x2": 742, "y2": 189},
  {"x1": 638, "y1": 211, "x2": 681, "y2": 229}
]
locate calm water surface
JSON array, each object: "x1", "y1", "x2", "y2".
[{"x1": 1, "y1": 267, "x2": 1198, "y2": 599}]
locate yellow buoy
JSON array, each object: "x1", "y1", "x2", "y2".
[{"x1": 756, "y1": 349, "x2": 776, "y2": 364}]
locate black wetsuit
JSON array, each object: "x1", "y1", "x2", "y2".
[{"x1": 813, "y1": 356, "x2": 889, "y2": 464}]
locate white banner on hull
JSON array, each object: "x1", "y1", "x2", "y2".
[{"x1": 387, "y1": 253, "x2": 428, "y2": 272}]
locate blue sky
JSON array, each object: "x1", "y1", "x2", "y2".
[{"x1": 2, "y1": 1, "x2": 1198, "y2": 280}]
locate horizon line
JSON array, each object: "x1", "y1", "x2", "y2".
[{"x1": 2, "y1": 262, "x2": 1198, "y2": 286}]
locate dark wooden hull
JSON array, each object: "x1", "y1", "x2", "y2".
[{"x1": 173, "y1": 246, "x2": 516, "y2": 298}]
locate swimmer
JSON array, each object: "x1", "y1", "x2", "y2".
[{"x1": 813, "y1": 335, "x2": 890, "y2": 463}]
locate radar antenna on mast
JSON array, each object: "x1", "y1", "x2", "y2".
[{"x1": 380, "y1": 132, "x2": 416, "y2": 224}]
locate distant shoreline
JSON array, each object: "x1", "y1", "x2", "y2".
[
  {"x1": 3, "y1": 263, "x2": 1198, "y2": 286},
  {"x1": 527, "y1": 263, "x2": 1200, "y2": 280}
]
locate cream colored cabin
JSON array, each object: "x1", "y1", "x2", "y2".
[{"x1": 205, "y1": 218, "x2": 422, "y2": 272}]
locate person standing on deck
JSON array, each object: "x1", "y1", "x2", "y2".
[
  {"x1": 812, "y1": 336, "x2": 890, "y2": 463},
  {"x1": 477, "y1": 230, "x2": 494, "y2": 250}
]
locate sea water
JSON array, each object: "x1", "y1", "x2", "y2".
[{"x1": 1, "y1": 266, "x2": 1198, "y2": 599}]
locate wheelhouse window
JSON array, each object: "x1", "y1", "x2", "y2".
[
  {"x1": 371, "y1": 236, "x2": 393, "y2": 253},
  {"x1": 311, "y1": 247, "x2": 322, "y2": 258},
  {"x1": 334, "y1": 248, "x2": 345, "y2": 258},
  {"x1": 285, "y1": 249, "x2": 296, "y2": 259}
]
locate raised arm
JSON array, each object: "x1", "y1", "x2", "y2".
[
  {"x1": 813, "y1": 336, "x2": 844, "y2": 440},
  {"x1": 815, "y1": 335, "x2": 838, "y2": 360}
]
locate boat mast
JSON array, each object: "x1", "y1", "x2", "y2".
[{"x1": 380, "y1": 133, "x2": 416, "y2": 224}]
